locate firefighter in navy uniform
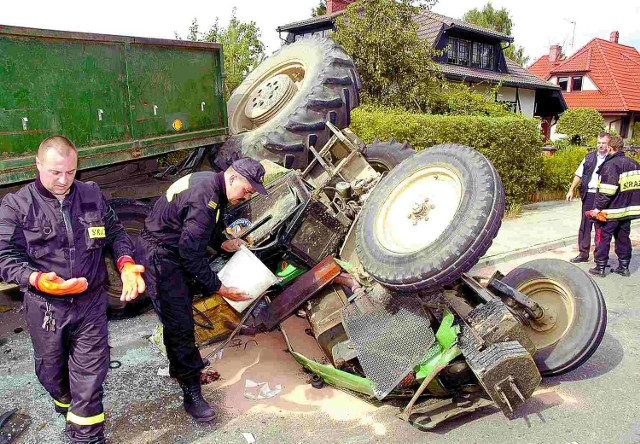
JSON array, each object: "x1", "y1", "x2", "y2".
[
  {"x1": 136, "y1": 157, "x2": 267, "y2": 422},
  {"x1": 0, "y1": 136, "x2": 145, "y2": 443},
  {"x1": 587, "y1": 135, "x2": 640, "y2": 277}
]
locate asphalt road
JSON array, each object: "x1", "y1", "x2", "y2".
[{"x1": 1, "y1": 241, "x2": 638, "y2": 444}]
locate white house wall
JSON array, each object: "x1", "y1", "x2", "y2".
[
  {"x1": 548, "y1": 75, "x2": 598, "y2": 92},
  {"x1": 471, "y1": 84, "x2": 536, "y2": 118}
]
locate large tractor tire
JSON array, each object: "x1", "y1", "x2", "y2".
[
  {"x1": 501, "y1": 259, "x2": 607, "y2": 376},
  {"x1": 216, "y1": 36, "x2": 361, "y2": 170},
  {"x1": 356, "y1": 144, "x2": 505, "y2": 292},
  {"x1": 363, "y1": 138, "x2": 415, "y2": 174},
  {"x1": 105, "y1": 199, "x2": 151, "y2": 317}
]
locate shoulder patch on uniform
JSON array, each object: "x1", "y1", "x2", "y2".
[
  {"x1": 207, "y1": 200, "x2": 218, "y2": 210},
  {"x1": 166, "y1": 174, "x2": 193, "y2": 202}
]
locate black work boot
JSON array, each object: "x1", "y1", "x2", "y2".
[
  {"x1": 54, "y1": 394, "x2": 71, "y2": 415},
  {"x1": 588, "y1": 260, "x2": 608, "y2": 277},
  {"x1": 570, "y1": 254, "x2": 589, "y2": 263},
  {"x1": 612, "y1": 259, "x2": 631, "y2": 277},
  {"x1": 179, "y1": 381, "x2": 216, "y2": 422}
]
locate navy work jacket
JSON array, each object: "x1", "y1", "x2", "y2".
[
  {"x1": 0, "y1": 178, "x2": 134, "y2": 295},
  {"x1": 140, "y1": 171, "x2": 228, "y2": 295}
]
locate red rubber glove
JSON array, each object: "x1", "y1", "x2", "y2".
[
  {"x1": 118, "y1": 257, "x2": 146, "y2": 302},
  {"x1": 32, "y1": 271, "x2": 88, "y2": 296}
]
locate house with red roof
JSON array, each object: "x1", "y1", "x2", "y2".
[
  {"x1": 277, "y1": 2, "x2": 565, "y2": 123},
  {"x1": 529, "y1": 32, "x2": 640, "y2": 141}
]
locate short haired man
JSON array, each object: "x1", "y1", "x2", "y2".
[
  {"x1": 586, "y1": 135, "x2": 640, "y2": 277},
  {"x1": 135, "y1": 157, "x2": 267, "y2": 422},
  {"x1": 0, "y1": 136, "x2": 145, "y2": 443},
  {"x1": 566, "y1": 132, "x2": 611, "y2": 262}
]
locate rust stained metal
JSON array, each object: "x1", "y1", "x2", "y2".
[{"x1": 265, "y1": 256, "x2": 341, "y2": 330}]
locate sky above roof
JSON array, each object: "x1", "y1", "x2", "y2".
[{"x1": 2, "y1": 0, "x2": 639, "y2": 61}]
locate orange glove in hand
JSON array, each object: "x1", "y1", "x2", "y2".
[
  {"x1": 118, "y1": 257, "x2": 146, "y2": 302},
  {"x1": 585, "y1": 210, "x2": 608, "y2": 222},
  {"x1": 34, "y1": 271, "x2": 88, "y2": 296}
]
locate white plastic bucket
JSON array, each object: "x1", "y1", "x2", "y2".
[{"x1": 217, "y1": 245, "x2": 278, "y2": 312}]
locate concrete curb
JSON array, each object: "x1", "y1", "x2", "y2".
[
  {"x1": 476, "y1": 236, "x2": 578, "y2": 268},
  {"x1": 475, "y1": 219, "x2": 640, "y2": 268}
]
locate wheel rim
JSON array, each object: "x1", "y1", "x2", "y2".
[
  {"x1": 374, "y1": 165, "x2": 463, "y2": 254},
  {"x1": 230, "y1": 60, "x2": 305, "y2": 133},
  {"x1": 105, "y1": 226, "x2": 141, "y2": 300},
  {"x1": 516, "y1": 278, "x2": 576, "y2": 350}
]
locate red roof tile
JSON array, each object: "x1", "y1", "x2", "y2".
[{"x1": 528, "y1": 38, "x2": 640, "y2": 112}]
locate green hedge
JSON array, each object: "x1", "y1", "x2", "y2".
[
  {"x1": 351, "y1": 105, "x2": 544, "y2": 205},
  {"x1": 539, "y1": 146, "x2": 586, "y2": 192}
]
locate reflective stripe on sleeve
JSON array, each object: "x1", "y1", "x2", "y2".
[
  {"x1": 67, "y1": 411, "x2": 105, "y2": 426},
  {"x1": 54, "y1": 399, "x2": 71, "y2": 408},
  {"x1": 598, "y1": 183, "x2": 618, "y2": 195}
]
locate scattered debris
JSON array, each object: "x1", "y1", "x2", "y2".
[
  {"x1": 0, "y1": 408, "x2": 31, "y2": 444},
  {"x1": 243, "y1": 379, "x2": 282, "y2": 400},
  {"x1": 0, "y1": 306, "x2": 11, "y2": 314},
  {"x1": 157, "y1": 366, "x2": 170, "y2": 377},
  {"x1": 200, "y1": 369, "x2": 220, "y2": 385},
  {"x1": 242, "y1": 432, "x2": 256, "y2": 444},
  {"x1": 12, "y1": 328, "x2": 22, "y2": 334},
  {"x1": 148, "y1": 324, "x2": 167, "y2": 356},
  {"x1": 310, "y1": 374, "x2": 324, "y2": 389}
]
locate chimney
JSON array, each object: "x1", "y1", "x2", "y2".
[
  {"x1": 549, "y1": 45, "x2": 562, "y2": 64},
  {"x1": 610, "y1": 31, "x2": 619, "y2": 43},
  {"x1": 327, "y1": 0, "x2": 355, "y2": 14}
]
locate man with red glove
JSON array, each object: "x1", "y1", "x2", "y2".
[
  {"x1": 0, "y1": 136, "x2": 144, "y2": 443},
  {"x1": 586, "y1": 135, "x2": 640, "y2": 277}
]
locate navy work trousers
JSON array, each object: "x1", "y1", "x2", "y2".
[
  {"x1": 24, "y1": 288, "x2": 109, "y2": 442},
  {"x1": 578, "y1": 192, "x2": 597, "y2": 256},
  {"x1": 137, "y1": 237, "x2": 205, "y2": 384},
  {"x1": 594, "y1": 219, "x2": 632, "y2": 263}
]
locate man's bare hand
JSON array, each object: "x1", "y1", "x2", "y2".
[
  {"x1": 566, "y1": 189, "x2": 575, "y2": 201},
  {"x1": 217, "y1": 284, "x2": 251, "y2": 301},
  {"x1": 221, "y1": 238, "x2": 247, "y2": 253}
]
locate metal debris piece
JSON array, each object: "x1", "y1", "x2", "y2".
[
  {"x1": 265, "y1": 256, "x2": 341, "y2": 330},
  {"x1": 342, "y1": 292, "x2": 436, "y2": 400}
]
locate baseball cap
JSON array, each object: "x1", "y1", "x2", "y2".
[{"x1": 232, "y1": 158, "x2": 268, "y2": 195}]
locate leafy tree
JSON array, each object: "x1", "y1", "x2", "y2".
[
  {"x1": 333, "y1": 0, "x2": 441, "y2": 112},
  {"x1": 463, "y1": 2, "x2": 529, "y2": 66},
  {"x1": 556, "y1": 108, "x2": 605, "y2": 145},
  {"x1": 177, "y1": 9, "x2": 266, "y2": 99},
  {"x1": 311, "y1": 0, "x2": 327, "y2": 17}
]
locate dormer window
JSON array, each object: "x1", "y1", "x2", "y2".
[
  {"x1": 448, "y1": 37, "x2": 495, "y2": 70},
  {"x1": 471, "y1": 42, "x2": 494, "y2": 70},
  {"x1": 571, "y1": 76, "x2": 583, "y2": 91},
  {"x1": 558, "y1": 76, "x2": 569, "y2": 91},
  {"x1": 448, "y1": 37, "x2": 470, "y2": 66}
]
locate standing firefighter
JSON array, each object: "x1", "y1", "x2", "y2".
[
  {"x1": 136, "y1": 158, "x2": 267, "y2": 422},
  {"x1": 0, "y1": 136, "x2": 146, "y2": 443},
  {"x1": 586, "y1": 135, "x2": 640, "y2": 277}
]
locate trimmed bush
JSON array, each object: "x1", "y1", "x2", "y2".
[
  {"x1": 539, "y1": 146, "x2": 587, "y2": 192},
  {"x1": 351, "y1": 105, "x2": 544, "y2": 205},
  {"x1": 556, "y1": 108, "x2": 605, "y2": 145}
]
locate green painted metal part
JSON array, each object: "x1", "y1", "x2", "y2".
[
  {"x1": 414, "y1": 311, "x2": 462, "y2": 383},
  {"x1": 275, "y1": 261, "x2": 307, "y2": 286},
  {"x1": 0, "y1": 25, "x2": 228, "y2": 186},
  {"x1": 291, "y1": 351, "x2": 375, "y2": 397}
]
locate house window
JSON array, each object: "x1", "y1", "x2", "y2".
[
  {"x1": 571, "y1": 76, "x2": 583, "y2": 91},
  {"x1": 558, "y1": 77, "x2": 569, "y2": 91},
  {"x1": 448, "y1": 37, "x2": 470, "y2": 66},
  {"x1": 471, "y1": 42, "x2": 494, "y2": 70}
]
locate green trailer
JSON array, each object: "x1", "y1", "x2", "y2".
[
  {"x1": 0, "y1": 25, "x2": 230, "y2": 307},
  {"x1": 0, "y1": 24, "x2": 228, "y2": 191}
]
